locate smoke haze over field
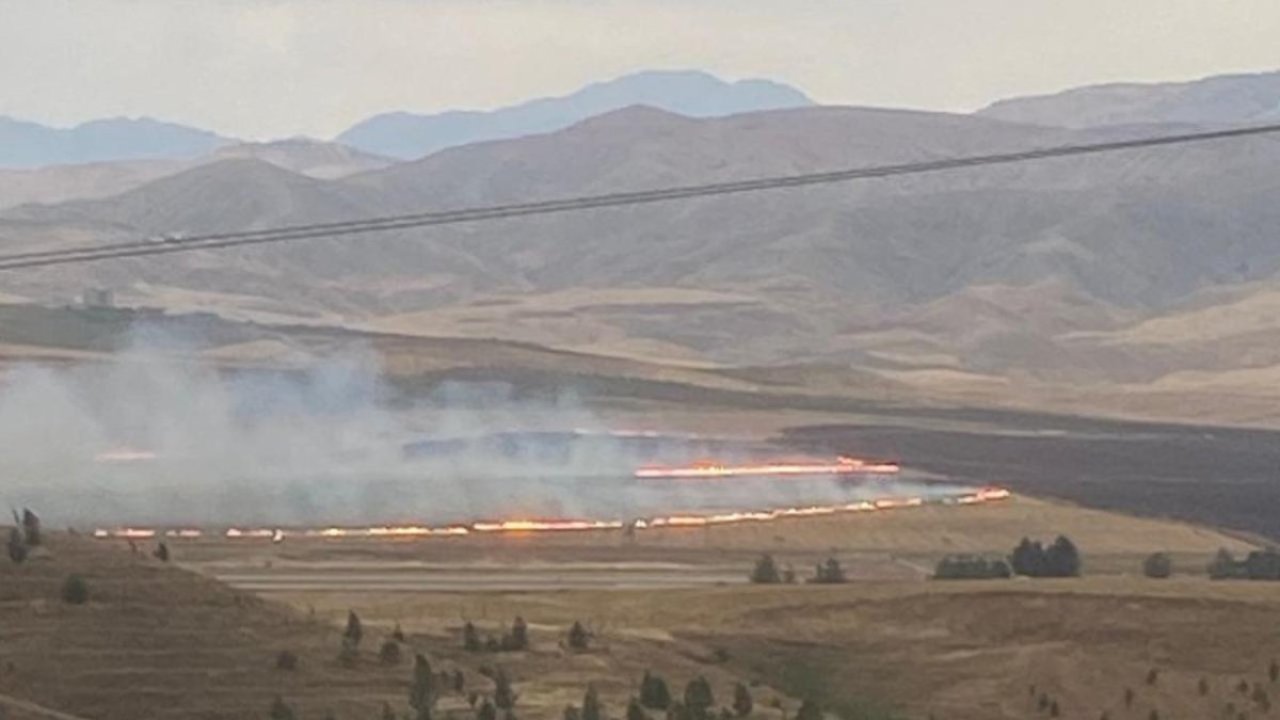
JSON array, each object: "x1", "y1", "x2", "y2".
[{"x1": 0, "y1": 333, "x2": 956, "y2": 527}]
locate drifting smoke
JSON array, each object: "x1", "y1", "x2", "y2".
[{"x1": 0, "y1": 331, "x2": 967, "y2": 528}]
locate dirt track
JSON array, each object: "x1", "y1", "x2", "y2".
[{"x1": 210, "y1": 563, "x2": 748, "y2": 592}]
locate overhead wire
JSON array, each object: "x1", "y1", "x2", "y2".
[{"x1": 3, "y1": 121, "x2": 1280, "y2": 271}]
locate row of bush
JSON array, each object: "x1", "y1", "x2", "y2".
[
  {"x1": 749, "y1": 555, "x2": 847, "y2": 584},
  {"x1": 934, "y1": 536, "x2": 1082, "y2": 580}
]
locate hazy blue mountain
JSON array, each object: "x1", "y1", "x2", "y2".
[
  {"x1": 0, "y1": 116, "x2": 232, "y2": 168},
  {"x1": 337, "y1": 69, "x2": 813, "y2": 159},
  {"x1": 979, "y1": 70, "x2": 1280, "y2": 128}
]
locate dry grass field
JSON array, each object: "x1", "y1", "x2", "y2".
[{"x1": 0, "y1": 495, "x2": 1277, "y2": 720}]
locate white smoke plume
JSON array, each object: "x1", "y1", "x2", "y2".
[{"x1": 0, "y1": 331, "x2": 964, "y2": 528}]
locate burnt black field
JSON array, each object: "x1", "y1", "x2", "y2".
[{"x1": 781, "y1": 417, "x2": 1280, "y2": 541}]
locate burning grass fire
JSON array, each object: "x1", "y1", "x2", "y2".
[
  {"x1": 90, "y1": 486, "x2": 1011, "y2": 541},
  {"x1": 634, "y1": 456, "x2": 900, "y2": 479},
  {"x1": 71, "y1": 430, "x2": 1005, "y2": 539}
]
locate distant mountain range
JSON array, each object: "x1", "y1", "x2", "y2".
[
  {"x1": 979, "y1": 70, "x2": 1280, "y2": 128},
  {"x1": 0, "y1": 116, "x2": 231, "y2": 168},
  {"x1": 10, "y1": 68, "x2": 1280, "y2": 171},
  {"x1": 336, "y1": 69, "x2": 813, "y2": 159},
  {"x1": 0, "y1": 70, "x2": 812, "y2": 169},
  {"x1": 8, "y1": 68, "x2": 1280, "y2": 425}
]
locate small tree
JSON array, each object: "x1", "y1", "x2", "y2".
[
  {"x1": 345, "y1": 610, "x2": 364, "y2": 649},
  {"x1": 1209, "y1": 548, "x2": 1240, "y2": 579},
  {"x1": 7, "y1": 527, "x2": 27, "y2": 565},
  {"x1": 380, "y1": 639, "x2": 403, "y2": 666},
  {"x1": 811, "y1": 557, "x2": 847, "y2": 584},
  {"x1": 684, "y1": 677, "x2": 714, "y2": 720},
  {"x1": 565, "y1": 706, "x2": 582, "y2": 720},
  {"x1": 641, "y1": 671, "x2": 673, "y2": 710},
  {"x1": 732, "y1": 683, "x2": 752, "y2": 717},
  {"x1": 154, "y1": 542, "x2": 170, "y2": 563},
  {"x1": 583, "y1": 684, "x2": 603, "y2": 720},
  {"x1": 568, "y1": 621, "x2": 591, "y2": 651},
  {"x1": 464, "y1": 621, "x2": 482, "y2": 652},
  {"x1": 494, "y1": 669, "x2": 517, "y2": 711},
  {"x1": 21, "y1": 509, "x2": 40, "y2": 547},
  {"x1": 1011, "y1": 537, "x2": 1045, "y2": 577},
  {"x1": 392, "y1": 622, "x2": 407, "y2": 642},
  {"x1": 1142, "y1": 552, "x2": 1172, "y2": 579},
  {"x1": 269, "y1": 696, "x2": 296, "y2": 720},
  {"x1": 61, "y1": 574, "x2": 89, "y2": 605},
  {"x1": 478, "y1": 700, "x2": 498, "y2": 720},
  {"x1": 454, "y1": 669, "x2": 466, "y2": 693},
  {"x1": 1199, "y1": 677, "x2": 1210, "y2": 696},
  {"x1": 510, "y1": 616, "x2": 529, "y2": 651},
  {"x1": 275, "y1": 650, "x2": 299, "y2": 671},
  {"x1": 1046, "y1": 536, "x2": 1081, "y2": 577},
  {"x1": 750, "y1": 554, "x2": 781, "y2": 584},
  {"x1": 1270, "y1": 658, "x2": 1279, "y2": 683},
  {"x1": 796, "y1": 699, "x2": 821, "y2": 720},
  {"x1": 381, "y1": 702, "x2": 397, "y2": 720},
  {"x1": 409, "y1": 654, "x2": 439, "y2": 715}
]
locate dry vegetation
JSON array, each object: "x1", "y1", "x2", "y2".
[{"x1": 1, "y1": 496, "x2": 1278, "y2": 720}]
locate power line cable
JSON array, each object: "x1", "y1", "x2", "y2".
[{"x1": 3, "y1": 121, "x2": 1280, "y2": 271}]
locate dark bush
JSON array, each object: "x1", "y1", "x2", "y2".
[
  {"x1": 464, "y1": 621, "x2": 482, "y2": 652},
  {"x1": 1010, "y1": 536, "x2": 1080, "y2": 578},
  {"x1": 494, "y1": 669, "x2": 517, "y2": 710},
  {"x1": 934, "y1": 555, "x2": 1012, "y2": 580},
  {"x1": 7, "y1": 528, "x2": 27, "y2": 565},
  {"x1": 344, "y1": 610, "x2": 364, "y2": 649},
  {"x1": 567, "y1": 621, "x2": 590, "y2": 651},
  {"x1": 392, "y1": 623, "x2": 406, "y2": 642},
  {"x1": 810, "y1": 557, "x2": 846, "y2": 584},
  {"x1": 640, "y1": 671, "x2": 673, "y2": 710},
  {"x1": 409, "y1": 654, "x2": 438, "y2": 715},
  {"x1": 61, "y1": 574, "x2": 89, "y2": 605},
  {"x1": 732, "y1": 683, "x2": 753, "y2": 717},
  {"x1": 379, "y1": 640, "x2": 403, "y2": 666},
  {"x1": 1142, "y1": 552, "x2": 1172, "y2": 579},
  {"x1": 749, "y1": 554, "x2": 781, "y2": 584},
  {"x1": 154, "y1": 542, "x2": 170, "y2": 563},
  {"x1": 21, "y1": 509, "x2": 40, "y2": 547},
  {"x1": 510, "y1": 616, "x2": 529, "y2": 651},
  {"x1": 275, "y1": 650, "x2": 299, "y2": 671},
  {"x1": 478, "y1": 700, "x2": 497, "y2": 720},
  {"x1": 684, "y1": 677, "x2": 714, "y2": 719},
  {"x1": 582, "y1": 684, "x2": 603, "y2": 720}
]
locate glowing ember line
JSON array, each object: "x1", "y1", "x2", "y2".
[
  {"x1": 92, "y1": 486, "x2": 1011, "y2": 541},
  {"x1": 634, "y1": 456, "x2": 899, "y2": 479}
]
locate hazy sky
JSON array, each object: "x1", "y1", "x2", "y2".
[{"x1": 2, "y1": 0, "x2": 1278, "y2": 139}]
